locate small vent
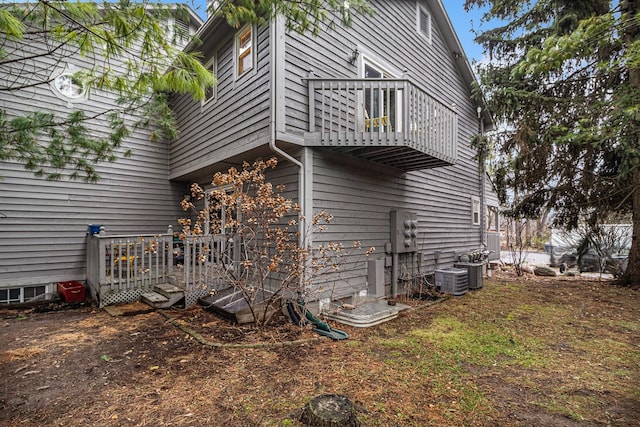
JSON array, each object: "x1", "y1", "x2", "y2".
[
  {"x1": 175, "y1": 18, "x2": 189, "y2": 35},
  {"x1": 418, "y1": 5, "x2": 432, "y2": 43}
]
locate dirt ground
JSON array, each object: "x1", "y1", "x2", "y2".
[{"x1": 1, "y1": 272, "x2": 639, "y2": 426}]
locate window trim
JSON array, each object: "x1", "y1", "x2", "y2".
[
  {"x1": 416, "y1": 2, "x2": 432, "y2": 44},
  {"x1": 361, "y1": 56, "x2": 404, "y2": 133},
  {"x1": 471, "y1": 196, "x2": 481, "y2": 226},
  {"x1": 234, "y1": 24, "x2": 255, "y2": 80},
  {"x1": 0, "y1": 284, "x2": 50, "y2": 305},
  {"x1": 201, "y1": 55, "x2": 217, "y2": 108}
]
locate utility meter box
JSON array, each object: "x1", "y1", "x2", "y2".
[{"x1": 390, "y1": 210, "x2": 418, "y2": 253}]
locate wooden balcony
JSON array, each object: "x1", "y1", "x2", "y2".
[{"x1": 304, "y1": 76, "x2": 458, "y2": 170}]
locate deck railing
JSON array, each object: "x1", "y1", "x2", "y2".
[
  {"x1": 181, "y1": 234, "x2": 232, "y2": 306},
  {"x1": 305, "y1": 75, "x2": 458, "y2": 169},
  {"x1": 86, "y1": 232, "x2": 175, "y2": 307}
]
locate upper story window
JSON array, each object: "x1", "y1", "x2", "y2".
[
  {"x1": 54, "y1": 73, "x2": 85, "y2": 99},
  {"x1": 50, "y1": 64, "x2": 88, "y2": 106},
  {"x1": 235, "y1": 24, "x2": 254, "y2": 79},
  {"x1": 417, "y1": 3, "x2": 432, "y2": 44},
  {"x1": 202, "y1": 55, "x2": 217, "y2": 106}
]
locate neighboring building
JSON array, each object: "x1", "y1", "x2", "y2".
[
  {"x1": 0, "y1": 5, "x2": 202, "y2": 303},
  {"x1": 0, "y1": 0, "x2": 499, "y2": 307}
]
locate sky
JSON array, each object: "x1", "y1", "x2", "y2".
[{"x1": 443, "y1": 0, "x2": 486, "y2": 63}]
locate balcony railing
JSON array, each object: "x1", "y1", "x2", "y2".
[{"x1": 305, "y1": 76, "x2": 458, "y2": 170}]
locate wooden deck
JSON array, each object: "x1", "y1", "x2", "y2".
[{"x1": 86, "y1": 232, "x2": 176, "y2": 307}]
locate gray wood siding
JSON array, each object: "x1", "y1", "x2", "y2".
[
  {"x1": 0, "y1": 38, "x2": 185, "y2": 288},
  {"x1": 311, "y1": 145, "x2": 483, "y2": 300},
  {"x1": 282, "y1": 0, "x2": 476, "y2": 139},
  {"x1": 275, "y1": 0, "x2": 486, "y2": 299},
  {"x1": 0, "y1": 162, "x2": 184, "y2": 288},
  {"x1": 169, "y1": 25, "x2": 272, "y2": 181}
]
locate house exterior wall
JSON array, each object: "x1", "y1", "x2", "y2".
[
  {"x1": 0, "y1": 17, "x2": 190, "y2": 291},
  {"x1": 279, "y1": 0, "x2": 477, "y2": 139},
  {"x1": 311, "y1": 148, "x2": 483, "y2": 300},
  {"x1": 169, "y1": 0, "x2": 493, "y2": 302},
  {"x1": 169, "y1": 22, "x2": 272, "y2": 181},
  {"x1": 274, "y1": 0, "x2": 486, "y2": 299}
]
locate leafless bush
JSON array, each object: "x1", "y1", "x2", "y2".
[{"x1": 179, "y1": 158, "x2": 374, "y2": 326}]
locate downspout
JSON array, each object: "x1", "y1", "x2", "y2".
[
  {"x1": 268, "y1": 16, "x2": 308, "y2": 252},
  {"x1": 478, "y1": 106, "x2": 487, "y2": 249}
]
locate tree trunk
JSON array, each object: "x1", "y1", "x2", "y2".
[
  {"x1": 617, "y1": 0, "x2": 639, "y2": 287},
  {"x1": 524, "y1": 220, "x2": 531, "y2": 247},
  {"x1": 536, "y1": 208, "x2": 550, "y2": 243},
  {"x1": 618, "y1": 169, "x2": 640, "y2": 286}
]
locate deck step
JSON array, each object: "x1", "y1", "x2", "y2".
[
  {"x1": 141, "y1": 283, "x2": 184, "y2": 309},
  {"x1": 141, "y1": 291, "x2": 169, "y2": 305},
  {"x1": 154, "y1": 283, "x2": 183, "y2": 298}
]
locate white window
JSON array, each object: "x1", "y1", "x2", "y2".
[
  {"x1": 0, "y1": 285, "x2": 48, "y2": 304},
  {"x1": 417, "y1": 3, "x2": 432, "y2": 44},
  {"x1": 202, "y1": 56, "x2": 217, "y2": 106},
  {"x1": 235, "y1": 24, "x2": 254, "y2": 78},
  {"x1": 50, "y1": 64, "x2": 88, "y2": 106},
  {"x1": 362, "y1": 58, "x2": 403, "y2": 132},
  {"x1": 471, "y1": 196, "x2": 481, "y2": 226},
  {"x1": 54, "y1": 73, "x2": 85, "y2": 99}
]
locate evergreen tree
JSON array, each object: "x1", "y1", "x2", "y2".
[
  {"x1": 465, "y1": 0, "x2": 640, "y2": 285},
  {"x1": 1, "y1": 0, "x2": 214, "y2": 181},
  {"x1": 0, "y1": 0, "x2": 372, "y2": 182}
]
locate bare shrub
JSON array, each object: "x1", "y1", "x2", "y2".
[{"x1": 179, "y1": 158, "x2": 374, "y2": 326}]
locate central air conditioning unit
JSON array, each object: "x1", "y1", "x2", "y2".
[
  {"x1": 454, "y1": 262, "x2": 484, "y2": 289},
  {"x1": 435, "y1": 268, "x2": 468, "y2": 296}
]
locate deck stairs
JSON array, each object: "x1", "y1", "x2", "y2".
[{"x1": 141, "y1": 282, "x2": 184, "y2": 309}]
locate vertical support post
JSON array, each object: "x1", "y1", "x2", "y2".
[
  {"x1": 109, "y1": 240, "x2": 115, "y2": 291},
  {"x1": 307, "y1": 69, "x2": 315, "y2": 132},
  {"x1": 391, "y1": 252, "x2": 399, "y2": 300},
  {"x1": 402, "y1": 69, "x2": 409, "y2": 142},
  {"x1": 98, "y1": 237, "x2": 107, "y2": 287},
  {"x1": 167, "y1": 227, "x2": 174, "y2": 276},
  {"x1": 184, "y1": 238, "x2": 191, "y2": 294}
]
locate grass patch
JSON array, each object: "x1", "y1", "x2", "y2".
[{"x1": 410, "y1": 316, "x2": 545, "y2": 368}]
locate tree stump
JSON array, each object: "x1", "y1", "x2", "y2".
[{"x1": 300, "y1": 394, "x2": 359, "y2": 427}]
